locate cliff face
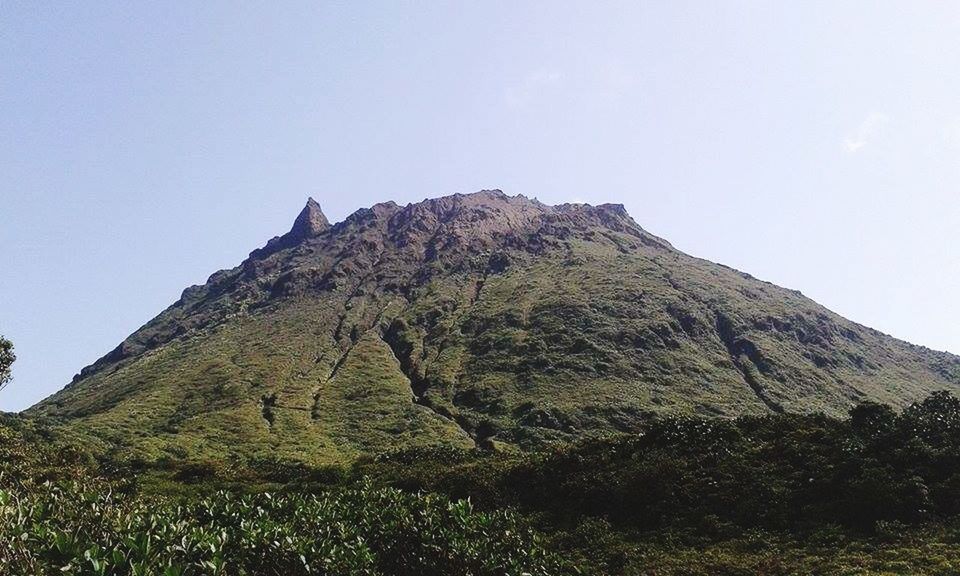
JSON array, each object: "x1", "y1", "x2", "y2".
[{"x1": 30, "y1": 190, "x2": 960, "y2": 463}]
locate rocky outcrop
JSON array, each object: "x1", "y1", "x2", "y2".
[{"x1": 30, "y1": 190, "x2": 960, "y2": 463}]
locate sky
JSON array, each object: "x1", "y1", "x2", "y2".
[{"x1": 2, "y1": 1, "x2": 959, "y2": 412}]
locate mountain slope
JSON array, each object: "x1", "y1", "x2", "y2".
[{"x1": 29, "y1": 191, "x2": 960, "y2": 463}]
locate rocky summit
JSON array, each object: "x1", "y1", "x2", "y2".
[{"x1": 29, "y1": 190, "x2": 960, "y2": 463}]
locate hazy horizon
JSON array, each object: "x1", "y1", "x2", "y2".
[{"x1": 3, "y1": 2, "x2": 959, "y2": 412}]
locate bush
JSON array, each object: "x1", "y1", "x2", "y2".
[
  {"x1": 0, "y1": 478, "x2": 567, "y2": 575},
  {"x1": 0, "y1": 419, "x2": 567, "y2": 576}
]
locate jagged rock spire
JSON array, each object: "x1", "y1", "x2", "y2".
[{"x1": 289, "y1": 197, "x2": 330, "y2": 239}]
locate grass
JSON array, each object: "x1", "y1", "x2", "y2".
[
  {"x1": 26, "y1": 194, "x2": 960, "y2": 464},
  {"x1": 15, "y1": 392, "x2": 960, "y2": 575},
  {"x1": 0, "y1": 420, "x2": 563, "y2": 576}
]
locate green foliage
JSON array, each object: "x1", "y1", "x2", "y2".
[
  {"x1": 366, "y1": 393, "x2": 960, "y2": 534},
  {"x1": 28, "y1": 193, "x2": 960, "y2": 463},
  {"x1": 14, "y1": 392, "x2": 960, "y2": 575},
  {"x1": 0, "y1": 481, "x2": 563, "y2": 576},
  {"x1": 0, "y1": 334, "x2": 14, "y2": 392},
  {"x1": 0, "y1": 419, "x2": 566, "y2": 575},
  {"x1": 358, "y1": 392, "x2": 960, "y2": 574}
]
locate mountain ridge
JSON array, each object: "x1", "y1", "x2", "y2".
[{"x1": 29, "y1": 190, "x2": 960, "y2": 463}]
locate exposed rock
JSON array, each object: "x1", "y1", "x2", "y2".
[
  {"x1": 289, "y1": 197, "x2": 330, "y2": 239},
  {"x1": 30, "y1": 190, "x2": 960, "y2": 464}
]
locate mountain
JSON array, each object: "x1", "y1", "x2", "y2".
[{"x1": 28, "y1": 191, "x2": 960, "y2": 463}]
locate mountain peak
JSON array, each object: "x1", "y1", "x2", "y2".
[
  {"x1": 33, "y1": 189, "x2": 960, "y2": 464},
  {"x1": 246, "y1": 198, "x2": 331, "y2": 260},
  {"x1": 290, "y1": 197, "x2": 330, "y2": 239}
]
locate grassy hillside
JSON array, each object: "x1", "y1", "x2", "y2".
[{"x1": 28, "y1": 191, "x2": 960, "y2": 463}]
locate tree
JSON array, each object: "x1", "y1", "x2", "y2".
[
  {"x1": 0, "y1": 335, "x2": 13, "y2": 392},
  {"x1": 901, "y1": 391, "x2": 960, "y2": 448},
  {"x1": 849, "y1": 400, "x2": 896, "y2": 438}
]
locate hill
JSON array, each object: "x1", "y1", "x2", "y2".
[{"x1": 28, "y1": 190, "x2": 960, "y2": 463}]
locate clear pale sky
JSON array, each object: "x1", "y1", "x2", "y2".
[{"x1": 2, "y1": 2, "x2": 959, "y2": 412}]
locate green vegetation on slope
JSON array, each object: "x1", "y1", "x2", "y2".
[
  {"x1": 27, "y1": 193, "x2": 960, "y2": 463},
  {"x1": 359, "y1": 391, "x2": 960, "y2": 574},
  {"x1": 0, "y1": 416, "x2": 564, "y2": 576},
  {"x1": 12, "y1": 392, "x2": 960, "y2": 574}
]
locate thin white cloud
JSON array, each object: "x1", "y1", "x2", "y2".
[
  {"x1": 844, "y1": 112, "x2": 889, "y2": 153},
  {"x1": 504, "y1": 69, "x2": 562, "y2": 109}
]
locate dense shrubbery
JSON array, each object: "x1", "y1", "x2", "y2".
[
  {"x1": 9, "y1": 391, "x2": 960, "y2": 575},
  {"x1": 364, "y1": 392, "x2": 960, "y2": 535},
  {"x1": 0, "y1": 481, "x2": 561, "y2": 575},
  {"x1": 0, "y1": 419, "x2": 565, "y2": 576},
  {"x1": 356, "y1": 392, "x2": 960, "y2": 573}
]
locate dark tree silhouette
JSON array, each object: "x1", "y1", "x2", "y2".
[{"x1": 0, "y1": 335, "x2": 14, "y2": 392}]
